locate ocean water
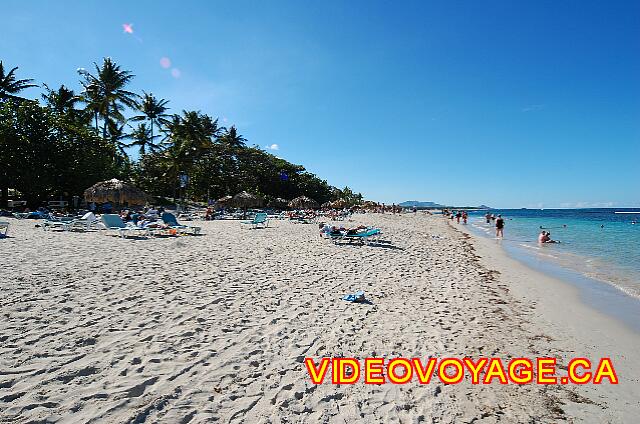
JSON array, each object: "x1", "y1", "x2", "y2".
[{"x1": 464, "y1": 208, "x2": 640, "y2": 299}]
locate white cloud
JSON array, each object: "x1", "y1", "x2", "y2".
[
  {"x1": 265, "y1": 144, "x2": 279, "y2": 151},
  {"x1": 522, "y1": 104, "x2": 544, "y2": 112}
]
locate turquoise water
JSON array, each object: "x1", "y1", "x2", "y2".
[{"x1": 465, "y1": 208, "x2": 640, "y2": 299}]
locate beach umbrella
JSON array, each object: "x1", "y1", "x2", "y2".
[
  {"x1": 288, "y1": 196, "x2": 319, "y2": 209},
  {"x1": 84, "y1": 178, "x2": 150, "y2": 206},
  {"x1": 217, "y1": 195, "x2": 232, "y2": 204},
  {"x1": 268, "y1": 197, "x2": 289, "y2": 209},
  {"x1": 230, "y1": 191, "x2": 264, "y2": 208},
  {"x1": 331, "y1": 199, "x2": 349, "y2": 209},
  {"x1": 230, "y1": 191, "x2": 264, "y2": 218},
  {"x1": 359, "y1": 200, "x2": 379, "y2": 210}
]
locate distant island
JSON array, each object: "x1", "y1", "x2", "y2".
[{"x1": 399, "y1": 201, "x2": 491, "y2": 210}]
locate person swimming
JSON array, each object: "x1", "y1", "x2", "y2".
[
  {"x1": 538, "y1": 230, "x2": 558, "y2": 243},
  {"x1": 538, "y1": 230, "x2": 547, "y2": 243}
]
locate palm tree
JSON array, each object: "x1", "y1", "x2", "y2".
[
  {"x1": 106, "y1": 119, "x2": 129, "y2": 155},
  {"x1": 219, "y1": 125, "x2": 247, "y2": 148},
  {"x1": 131, "y1": 91, "x2": 170, "y2": 144},
  {"x1": 42, "y1": 84, "x2": 79, "y2": 114},
  {"x1": 0, "y1": 61, "x2": 37, "y2": 101},
  {"x1": 126, "y1": 123, "x2": 157, "y2": 155},
  {"x1": 160, "y1": 111, "x2": 223, "y2": 201},
  {"x1": 78, "y1": 57, "x2": 138, "y2": 139},
  {"x1": 164, "y1": 110, "x2": 223, "y2": 154}
]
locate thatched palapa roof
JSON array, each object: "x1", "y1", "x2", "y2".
[
  {"x1": 331, "y1": 199, "x2": 349, "y2": 208},
  {"x1": 229, "y1": 191, "x2": 264, "y2": 208},
  {"x1": 288, "y1": 196, "x2": 319, "y2": 209},
  {"x1": 217, "y1": 195, "x2": 233, "y2": 204},
  {"x1": 84, "y1": 178, "x2": 150, "y2": 205}
]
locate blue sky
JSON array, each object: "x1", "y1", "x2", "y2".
[{"x1": 3, "y1": 0, "x2": 639, "y2": 208}]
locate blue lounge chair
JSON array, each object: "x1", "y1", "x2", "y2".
[
  {"x1": 328, "y1": 228, "x2": 382, "y2": 245},
  {"x1": 42, "y1": 215, "x2": 75, "y2": 231},
  {"x1": 100, "y1": 214, "x2": 148, "y2": 238},
  {"x1": 13, "y1": 211, "x2": 46, "y2": 219},
  {"x1": 161, "y1": 212, "x2": 201, "y2": 235},
  {"x1": 241, "y1": 212, "x2": 269, "y2": 229}
]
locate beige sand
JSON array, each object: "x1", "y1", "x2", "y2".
[{"x1": 1, "y1": 214, "x2": 638, "y2": 423}]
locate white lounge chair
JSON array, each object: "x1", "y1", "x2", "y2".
[{"x1": 68, "y1": 212, "x2": 100, "y2": 231}]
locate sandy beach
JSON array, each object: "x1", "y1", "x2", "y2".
[{"x1": 1, "y1": 213, "x2": 638, "y2": 423}]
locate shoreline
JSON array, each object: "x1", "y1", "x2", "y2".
[
  {"x1": 464, "y1": 215, "x2": 640, "y2": 335},
  {"x1": 450, "y1": 218, "x2": 640, "y2": 421},
  {"x1": 1, "y1": 214, "x2": 638, "y2": 422},
  {"x1": 464, "y1": 216, "x2": 640, "y2": 334}
]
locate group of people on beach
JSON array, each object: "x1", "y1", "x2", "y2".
[
  {"x1": 118, "y1": 206, "x2": 175, "y2": 230},
  {"x1": 443, "y1": 210, "x2": 469, "y2": 224}
]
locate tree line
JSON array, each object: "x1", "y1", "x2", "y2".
[{"x1": 0, "y1": 58, "x2": 363, "y2": 208}]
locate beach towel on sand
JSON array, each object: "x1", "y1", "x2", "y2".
[{"x1": 342, "y1": 290, "x2": 366, "y2": 303}]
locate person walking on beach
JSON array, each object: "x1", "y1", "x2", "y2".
[
  {"x1": 462, "y1": 211, "x2": 468, "y2": 224},
  {"x1": 455, "y1": 211, "x2": 461, "y2": 224},
  {"x1": 495, "y1": 214, "x2": 505, "y2": 238}
]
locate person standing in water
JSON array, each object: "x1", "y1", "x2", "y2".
[{"x1": 495, "y1": 214, "x2": 505, "y2": 238}]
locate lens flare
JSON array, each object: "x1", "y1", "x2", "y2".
[
  {"x1": 171, "y1": 68, "x2": 181, "y2": 78},
  {"x1": 122, "y1": 23, "x2": 134, "y2": 34},
  {"x1": 160, "y1": 57, "x2": 171, "y2": 69}
]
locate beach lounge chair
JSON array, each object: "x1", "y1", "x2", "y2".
[
  {"x1": 161, "y1": 212, "x2": 201, "y2": 235},
  {"x1": 0, "y1": 221, "x2": 9, "y2": 238},
  {"x1": 14, "y1": 211, "x2": 46, "y2": 220},
  {"x1": 241, "y1": 212, "x2": 268, "y2": 229},
  {"x1": 67, "y1": 212, "x2": 100, "y2": 232},
  {"x1": 329, "y1": 228, "x2": 382, "y2": 245},
  {"x1": 42, "y1": 215, "x2": 74, "y2": 231},
  {"x1": 100, "y1": 214, "x2": 148, "y2": 238}
]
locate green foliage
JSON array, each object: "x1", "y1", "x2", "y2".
[
  {"x1": 0, "y1": 58, "x2": 363, "y2": 208},
  {"x1": 0, "y1": 61, "x2": 37, "y2": 101},
  {"x1": 331, "y1": 186, "x2": 364, "y2": 206},
  {"x1": 0, "y1": 99, "x2": 121, "y2": 205}
]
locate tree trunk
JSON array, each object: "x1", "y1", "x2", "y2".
[
  {"x1": 102, "y1": 104, "x2": 109, "y2": 139},
  {"x1": 1, "y1": 186, "x2": 8, "y2": 209}
]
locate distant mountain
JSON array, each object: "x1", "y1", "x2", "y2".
[
  {"x1": 398, "y1": 200, "x2": 444, "y2": 208},
  {"x1": 399, "y1": 201, "x2": 492, "y2": 209}
]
